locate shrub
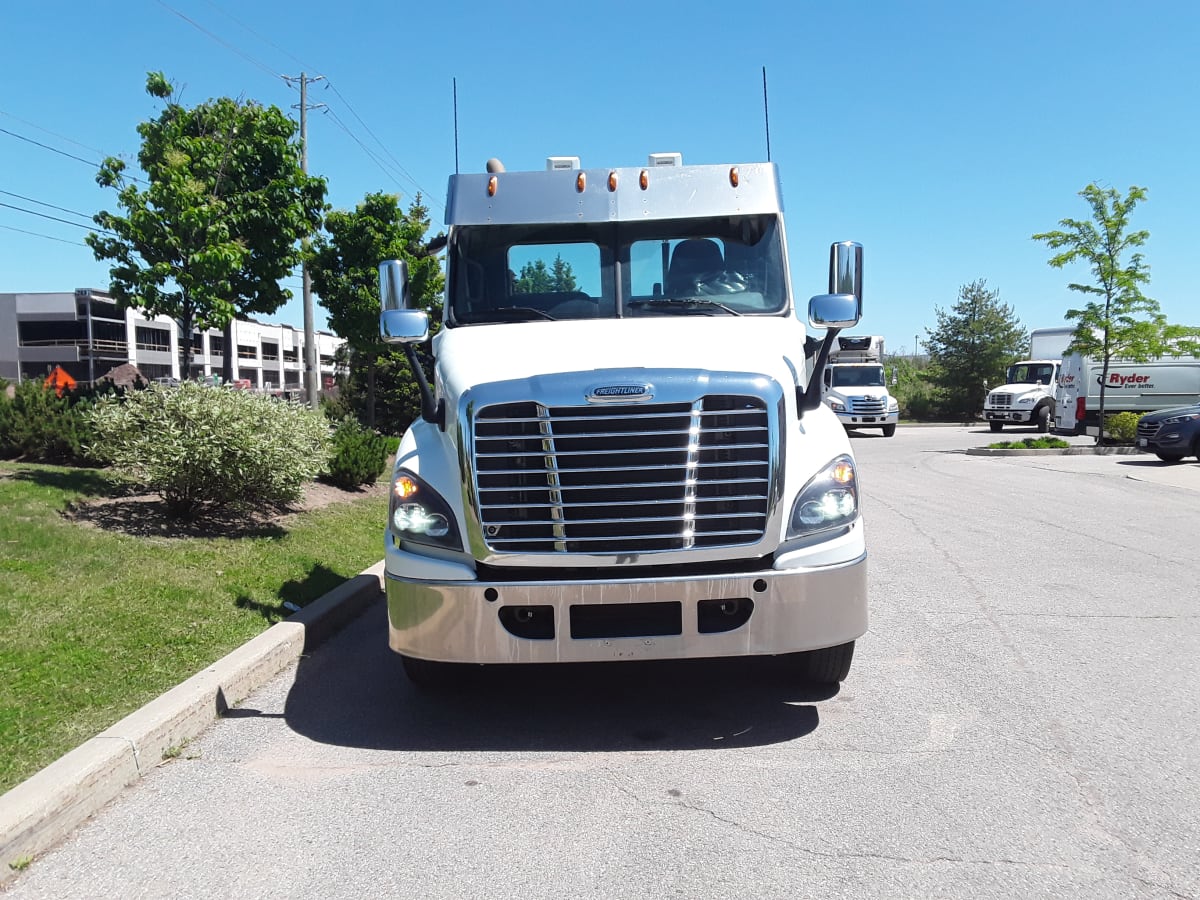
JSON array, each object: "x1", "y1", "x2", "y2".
[
  {"x1": 0, "y1": 379, "x2": 98, "y2": 465},
  {"x1": 87, "y1": 383, "x2": 332, "y2": 516},
  {"x1": 1105, "y1": 412, "x2": 1141, "y2": 443},
  {"x1": 324, "y1": 418, "x2": 389, "y2": 489},
  {"x1": 989, "y1": 437, "x2": 1071, "y2": 450}
]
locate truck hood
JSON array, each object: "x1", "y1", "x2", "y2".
[
  {"x1": 433, "y1": 317, "x2": 811, "y2": 398},
  {"x1": 990, "y1": 382, "x2": 1051, "y2": 398}
]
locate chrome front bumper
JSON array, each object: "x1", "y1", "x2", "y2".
[{"x1": 385, "y1": 553, "x2": 867, "y2": 665}]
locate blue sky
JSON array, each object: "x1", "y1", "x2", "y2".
[{"x1": 2, "y1": 0, "x2": 1197, "y2": 357}]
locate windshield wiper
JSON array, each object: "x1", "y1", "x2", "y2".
[
  {"x1": 474, "y1": 306, "x2": 557, "y2": 322},
  {"x1": 629, "y1": 298, "x2": 743, "y2": 316}
]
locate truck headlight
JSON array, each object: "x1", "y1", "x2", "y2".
[
  {"x1": 827, "y1": 399, "x2": 846, "y2": 413},
  {"x1": 888, "y1": 397, "x2": 899, "y2": 411},
  {"x1": 787, "y1": 454, "x2": 859, "y2": 538},
  {"x1": 1018, "y1": 397, "x2": 1035, "y2": 405},
  {"x1": 389, "y1": 469, "x2": 463, "y2": 551}
]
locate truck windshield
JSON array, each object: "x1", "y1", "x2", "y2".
[
  {"x1": 831, "y1": 366, "x2": 885, "y2": 388},
  {"x1": 446, "y1": 214, "x2": 788, "y2": 325},
  {"x1": 1007, "y1": 363, "x2": 1055, "y2": 384}
]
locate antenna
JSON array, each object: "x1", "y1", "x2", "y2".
[
  {"x1": 453, "y1": 77, "x2": 460, "y2": 174},
  {"x1": 762, "y1": 66, "x2": 772, "y2": 162}
]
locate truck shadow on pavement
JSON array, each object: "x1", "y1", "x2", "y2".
[{"x1": 277, "y1": 601, "x2": 833, "y2": 752}]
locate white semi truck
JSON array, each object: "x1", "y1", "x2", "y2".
[
  {"x1": 821, "y1": 335, "x2": 898, "y2": 436},
  {"x1": 983, "y1": 326, "x2": 1074, "y2": 433},
  {"x1": 375, "y1": 153, "x2": 869, "y2": 687}
]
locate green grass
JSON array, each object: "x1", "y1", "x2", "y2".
[
  {"x1": 987, "y1": 436, "x2": 1071, "y2": 450},
  {"x1": 0, "y1": 461, "x2": 387, "y2": 793}
]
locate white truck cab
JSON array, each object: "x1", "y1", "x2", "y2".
[
  {"x1": 821, "y1": 335, "x2": 898, "y2": 436},
  {"x1": 984, "y1": 326, "x2": 1074, "y2": 433},
  {"x1": 376, "y1": 153, "x2": 869, "y2": 687}
]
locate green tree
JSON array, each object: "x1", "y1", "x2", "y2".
[
  {"x1": 923, "y1": 280, "x2": 1027, "y2": 419},
  {"x1": 88, "y1": 72, "x2": 327, "y2": 379},
  {"x1": 514, "y1": 254, "x2": 576, "y2": 293},
  {"x1": 1032, "y1": 183, "x2": 1200, "y2": 440},
  {"x1": 309, "y1": 193, "x2": 444, "y2": 427}
]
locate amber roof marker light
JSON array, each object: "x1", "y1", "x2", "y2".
[
  {"x1": 487, "y1": 175, "x2": 498, "y2": 197},
  {"x1": 729, "y1": 167, "x2": 740, "y2": 188},
  {"x1": 576, "y1": 172, "x2": 587, "y2": 193},
  {"x1": 608, "y1": 171, "x2": 618, "y2": 192},
  {"x1": 639, "y1": 170, "x2": 649, "y2": 190}
]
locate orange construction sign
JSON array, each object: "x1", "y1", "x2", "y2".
[{"x1": 44, "y1": 365, "x2": 78, "y2": 397}]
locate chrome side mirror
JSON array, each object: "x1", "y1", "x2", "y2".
[
  {"x1": 379, "y1": 260, "x2": 430, "y2": 344},
  {"x1": 828, "y1": 241, "x2": 863, "y2": 301},
  {"x1": 808, "y1": 293, "x2": 861, "y2": 330}
]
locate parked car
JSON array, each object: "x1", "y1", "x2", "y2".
[{"x1": 1136, "y1": 401, "x2": 1200, "y2": 462}]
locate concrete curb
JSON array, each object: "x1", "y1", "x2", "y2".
[
  {"x1": 965, "y1": 446, "x2": 1143, "y2": 456},
  {"x1": 0, "y1": 560, "x2": 385, "y2": 877}
]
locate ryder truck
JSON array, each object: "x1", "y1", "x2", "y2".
[{"x1": 376, "y1": 153, "x2": 868, "y2": 687}]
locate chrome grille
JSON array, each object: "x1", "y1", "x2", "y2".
[
  {"x1": 990, "y1": 393, "x2": 1014, "y2": 409},
  {"x1": 848, "y1": 395, "x2": 887, "y2": 415},
  {"x1": 1136, "y1": 420, "x2": 1160, "y2": 439},
  {"x1": 472, "y1": 396, "x2": 771, "y2": 553}
]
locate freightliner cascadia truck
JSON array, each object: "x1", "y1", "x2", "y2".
[{"x1": 376, "y1": 152, "x2": 868, "y2": 687}]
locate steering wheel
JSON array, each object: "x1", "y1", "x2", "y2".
[{"x1": 696, "y1": 271, "x2": 748, "y2": 295}]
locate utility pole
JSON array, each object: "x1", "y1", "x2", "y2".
[
  {"x1": 284, "y1": 72, "x2": 325, "y2": 408},
  {"x1": 914, "y1": 334, "x2": 919, "y2": 358}
]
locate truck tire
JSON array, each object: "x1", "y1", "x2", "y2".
[
  {"x1": 1155, "y1": 452, "x2": 1184, "y2": 463},
  {"x1": 401, "y1": 654, "x2": 469, "y2": 690},
  {"x1": 882, "y1": 423, "x2": 896, "y2": 437},
  {"x1": 789, "y1": 641, "x2": 855, "y2": 684},
  {"x1": 989, "y1": 421, "x2": 1003, "y2": 433},
  {"x1": 1036, "y1": 406, "x2": 1050, "y2": 433}
]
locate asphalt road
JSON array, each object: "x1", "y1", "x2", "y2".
[{"x1": 8, "y1": 426, "x2": 1200, "y2": 899}]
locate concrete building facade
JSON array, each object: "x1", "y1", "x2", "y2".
[{"x1": 0, "y1": 288, "x2": 343, "y2": 397}]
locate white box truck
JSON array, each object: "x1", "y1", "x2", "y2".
[
  {"x1": 821, "y1": 335, "x2": 898, "y2": 436},
  {"x1": 1056, "y1": 352, "x2": 1200, "y2": 436},
  {"x1": 375, "y1": 153, "x2": 869, "y2": 687},
  {"x1": 983, "y1": 326, "x2": 1074, "y2": 433}
]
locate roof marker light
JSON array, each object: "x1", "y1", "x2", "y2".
[
  {"x1": 608, "y1": 171, "x2": 618, "y2": 192},
  {"x1": 576, "y1": 172, "x2": 586, "y2": 193},
  {"x1": 487, "y1": 175, "x2": 497, "y2": 197},
  {"x1": 639, "y1": 170, "x2": 649, "y2": 190},
  {"x1": 729, "y1": 167, "x2": 740, "y2": 188}
]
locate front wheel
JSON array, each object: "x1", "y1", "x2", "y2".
[
  {"x1": 788, "y1": 641, "x2": 855, "y2": 685},
  {"x1": 989, "y1": 421, "x2": 1003, "y2": 433},
  {"x1": 1036, "y1": 406, "x2": 1050, "y2": 433},
  {"x1": 882, "y1": 423, "x2": 896, "y2": 437},
  {"x1": 1155, "y1": 452, "x2": 1184, "y2": 463}
]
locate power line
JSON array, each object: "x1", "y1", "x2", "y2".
[
  {"x1": 0, "y1": 125, "x2": 148, "y2": 186},
  {"x1": 0, "y1": 223, "x2": 85, "y2": 246},
  {"x1": 321, "y1": 108, "x2": 409, "y2": 194},
  {"x1": 323, "y1": 80, "x2": 437, "y2": 204},
  {"x1": 0, "y1": 189, "x2": 96, "y2": 224},
  {"x1": 0, "y1": 202, "x2": 116, "y2": 236},
  {"x1": 200, "y1": 0, "x2": 316, "y2": 73},
  {"x1": 0, "y1": 126, "x2": 105, "y2": 168},
  {"x1": 154, "y1": 0, "x2": 281, "y2": 79},
  {"x1": 0, "y1": 109, "x2": 111, "y2": 158}
]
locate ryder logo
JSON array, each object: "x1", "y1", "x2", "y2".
[{"x1": 1107, "y1": 372, "x2": 1151, "y2": 387}]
